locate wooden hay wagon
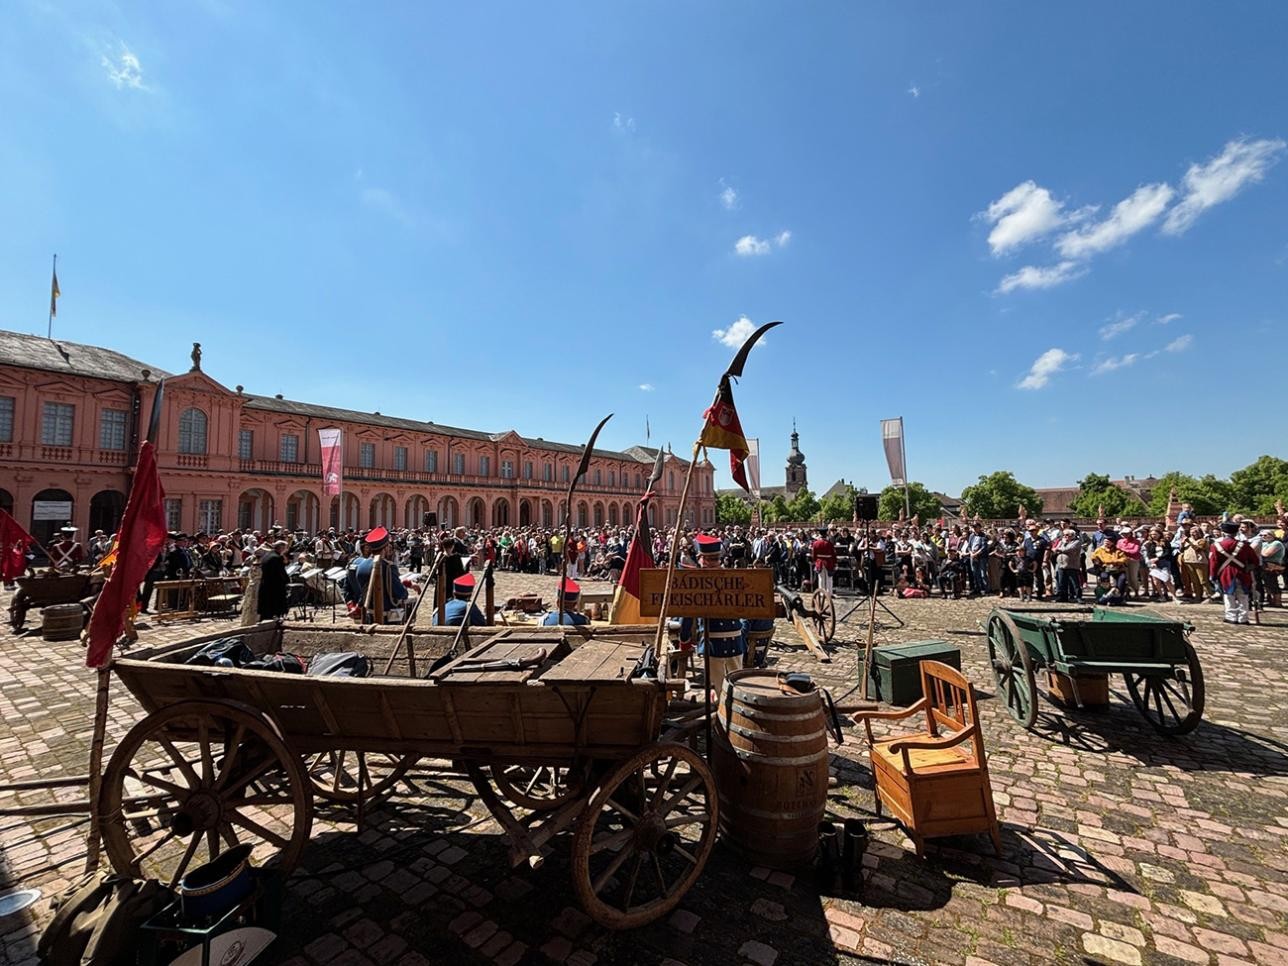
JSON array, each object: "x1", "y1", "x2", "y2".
[
  {"x1": 985, "y1": 606, "x2": 1205, "y2": 735},
  {"x1": 98, "y1": 621, "x2": 717, "y2": 929}
]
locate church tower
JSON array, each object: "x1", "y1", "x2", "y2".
[{"x1": 785, "y1": 421, "x2": 808, "y2": 497}]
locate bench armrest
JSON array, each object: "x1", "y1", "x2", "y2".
[{"x1": 851, "y1": 698, "x2": 927, "y2": 745}]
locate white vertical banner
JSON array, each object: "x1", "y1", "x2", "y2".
[
  {"x1": 881, "y1": 418, "x2": 905, "y2": 485},
  {"x1": 319, "y1": 428, "x2": 343, "y2": 497},
  {"x1": 746, "y1": 437, "x2": 762, "y2": 500}
]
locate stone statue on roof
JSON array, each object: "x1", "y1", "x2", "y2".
[{"x1": 190, "y1": 342, "x2": 202, "y2": 372}]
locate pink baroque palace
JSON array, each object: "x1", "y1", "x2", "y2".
[{"x1": 0, "y1": 330, "x2": 716, "y2": 546}]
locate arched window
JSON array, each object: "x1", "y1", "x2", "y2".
[{"x1": 178, "y1": 408, "x2": 208, "y2": 454}]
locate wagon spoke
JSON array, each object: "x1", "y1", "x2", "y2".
[
  {"x1": 222, "y1": 757, "x2": 278, "y2": 798},
  {"x1": 606, "y1": 798, "x2": 640, "y2": 824},
  {"x1": 659, "y1": 776, "x2": 703, "y2": 817},
  {"x1": 157, "y1": 737, "x2": 201, "y2": 787},
  {"x1": 169, "y1": 833, "x2": 202, "y2": 889},
  {"x1": 622, "y1": 855, "x2": 644, "y2": 911},
  {"x1": 228, "y1": 810, "x2": 290, "y2": 849},
  {"x1": 126, "y1": 767, "x2": 185, "y2": 799},
  {"x1": 219, "y1": 822, "x2": 240, "y2": 849},
  {"x1": 665, "y1": 812, "x2": 709, "y2": 829},
  {"x1": 213, "y1": 725, "x2": 247, "y2": 792},
  {"x1": 591, "y1": 841, "x2": 636, "y2": 895},
  {"x1": 590, "y1": 828, "x2": 634, "y2": 856},
  {"x1": 206, "y1": 828, "x2": 221, "y2": 859},
  {"x1": 333, "y1": 751, "x2": 348, "y2": 794},
  {"x1": 521, "y1": 767, "x2": 547, "y2": 797},
  {"x1": 651, "y1": 855, "x2": 671, "y2": 898},
  {"x1": 650, "y1": 758, "x2": 678, "y2": 809},
  {"x1": 133, "y1": 829, "x2": 178, "y2": 867},
  {"x1": 673, "y1": 843, "x2": 699, "y2": 866}
]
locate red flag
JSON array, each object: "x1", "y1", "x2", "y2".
[
  {"x1": 319, "y1": 428, "x2": 343, "y2": 497},
  {"x1": 610, "y1": 497, "x2": 657, "y2": 625},
  {"x1": 86, "y1": 441, "x2": 167, "y2": 667},
  {"x1": 0, "y1": 509, "x2": 35, "y2": 584},
  {"x1": 699, "y1": 375, "x2": 751, "y2": 491}
]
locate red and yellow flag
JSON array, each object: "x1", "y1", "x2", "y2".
[
  {"x1": 0, "y1": 509, "x2": 35, "y2": 584},
  {"x1": 699, "y1": 375, "x2": 750, "y2": 491}
]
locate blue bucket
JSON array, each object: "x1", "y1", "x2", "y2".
[{"x1": 179, "y1": 843, "x2": 254, "y2": 920}]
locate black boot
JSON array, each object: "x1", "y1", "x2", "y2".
[
  {"x1": 841, "y1": 818, "x2": 868, "y2": 894},
  {"x1": 815, "y1": 821, "x2": 840, "y2": 892}
]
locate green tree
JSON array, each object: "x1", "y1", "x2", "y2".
[
  {"x1": 818, "y1": 484, "x2": 858, "y2": 523},
  {"x1": 877, "y1": 482, "x2": 944, "y2": 522},
  {"x1": 1145, "y1": 472, "x2": 1233, "y2": 516},
  {"x1": 715, "y1": 491, "x2": 752, "y2": 525},
  {"x1": 1068, "y1": 473, "x2": 1145, "y2": 518},
  {"x1": 786, "y1": 488, "x2": 820, "y2": 522},
  {"x1": 1228, "y1": 455, "x2": 1288, "y2": 515},
  {"x1": 761, "y1": 494, "x2": 791, "y2": 524},
  {"x1": 959, "y1": 471, "x2": 1044, "y2": 519}
]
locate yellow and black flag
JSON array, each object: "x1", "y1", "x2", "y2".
[
  {"x1": 699, "y1": 375, "x2": 751, "y2": 490},
  {"x1": 50, "y1": 260, "x2": 60, "y2": 318}
]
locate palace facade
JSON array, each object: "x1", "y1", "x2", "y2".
[{"x1": 0, "y1": 331, "x2": 715, "y2": 546}]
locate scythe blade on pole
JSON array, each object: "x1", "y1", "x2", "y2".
[{"x1": 558, "y1": 413, "x2": 613, "y2": 624}]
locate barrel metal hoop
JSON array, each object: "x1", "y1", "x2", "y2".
[
  {"x1": 725, "y1": 722, "x2": 828, "y2": 744},
  {"x1": 726, "y1": 705, "x2": 823, "y2": 723},
  {"x1": 721, "y1": 746, "x2": 829, "y2": 766}
]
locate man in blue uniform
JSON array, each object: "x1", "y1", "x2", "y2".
[
  {"x1": 541, "y1": 579, "x2": 590, "y2": 626},
  {"x1": 343, "y1": 527, "x2": 408, "y2": 623},
  {"x1": 742, "y1": 612, "x2": 775, "y2": 669},
  {"x1": 679, "y1": 534, "x2": 746, "y2": 697},
  {"x1": 432, "y1": 572, "x2": 487, "y2": 627}
]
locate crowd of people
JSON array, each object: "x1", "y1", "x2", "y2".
[{"x1": 20, "y1": 499, "x2": 1286, "y2": 629}]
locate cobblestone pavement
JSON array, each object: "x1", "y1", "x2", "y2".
[{"x1": 2, "y1": 574, "x2": 1286, "y2": 965}]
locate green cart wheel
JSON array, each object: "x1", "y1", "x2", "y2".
[
  {"x1": 1123, "y1": 637, "x2": 1205, "y2": 736},
  {"x1": 987, "y1": 611, "x2": 1037, "y2": 729}
]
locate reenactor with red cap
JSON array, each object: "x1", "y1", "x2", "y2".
[
  {"x1": 542, "y1": 579, "x2": 590, "y2": 626},
  {"x1": 433, "y1": 572, "x2": 487, "y2": 627},
  {"x1": 343, "y1": 527, "x2": 408, "y2": 623},
  {"x1": 679, "y1": 533, "x2": 747, "y2": 696}
]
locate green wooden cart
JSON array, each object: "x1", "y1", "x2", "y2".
[{"x1": 985, "y1": 607, "x2": 1205, "y2": 736}]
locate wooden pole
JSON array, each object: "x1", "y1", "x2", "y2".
[
  {"x1": 382, "y1": 550, "x2": 440, "y2": 676},
  {"x1": 485, "y1": 566, "x2": 495, "y2": 626},
  {"x1": 651, "y1": 438, "x2": 705, "y2": 664},
  {"x1": 556, "y1": 497, "x2": 574, "y2": 625},
  {"x1": 436, "y1": 557, "x2": 447, "y2": 627},
  {"x1": 83, "y1": 664, "x2": 111, "y2": 872},
  {"x1": 859, "y1": 583, "x2": 878, "y2": 701}
]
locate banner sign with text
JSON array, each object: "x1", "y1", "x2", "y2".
[
  {"x1": 638, "y1": 567, "x2": 776, "y2": 619},
  {"x1": 881, "y1": 417, "x2": 905, "y2": 486},
  {"x1": 319, "y1": 428, "x2": 343, "y2": 497}
]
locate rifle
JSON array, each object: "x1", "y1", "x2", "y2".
[{"x1": 428, "y1": 561, "x2": 494, "y2": 675}]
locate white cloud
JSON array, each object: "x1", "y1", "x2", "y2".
[
  {"x1": 102, "y1": 44, "x2": 145, "y2": 90},
  {"x1": 612, "y1": 112, "x2": 636, "y2": 133},
  {"x1": 1017, "y1": 348, "x2": 1077, "y2": 390},
  {"x1": 1154, "y1": 312, "x2": 1182, "y2": 325},
  {"x1": 982, "y1": 181, "x2": 1070, "y2": 255},
  {"x1": 712, "y1": 315, "x2": 766, "y2": 350},
  {"x1": 719, "y1": 180, "x2": 738, "y2": 211},
  {"x1": 733, "y1": 231, "x2": 790, "y2": 256},
  {"x1": 638, "y1": 383, "x2": 655, "y2": 392},
  {"x1": 1165, "y1": 334, "x2": 1193, "y2": 353},
  {"x1": 1099, "y1": 311, "x2": 1143, "y2": 340},
  {"x1": 907, "y1": 84, "x2": 920, "y2": 98},
  {"x1": 1163, "y1": 138, "x2": 1287, "y2": 235},
  {"x1": 1055, "y1": 183, "x2": 1174, "y2": 259},
  {"x1": 1091, "y1": 353, "x2": 1139, "y2": 375},
  {"x1": 995, "y1": 261, "x2": 1084, "y2": 294}
]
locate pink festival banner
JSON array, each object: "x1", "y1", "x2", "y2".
[
  {"x1": 319, "y1": 428, "x2": 343, "y2": 497},
  {"x1": 880, "y1": 417, "x2": 906, "y2": 486}
]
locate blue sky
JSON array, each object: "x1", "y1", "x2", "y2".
[{"x1": 2, "y1": 2, "x2": 1285, "y2": 495}]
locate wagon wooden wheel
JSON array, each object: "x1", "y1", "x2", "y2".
[
  {"x1": 1123, "y1": 637, "x2": 1205, "y2": 736},
  {"x1": 491, "y1": 761, "x2": 587, "y2": 812},
  {"x1": 571, "y1": 742, "x2": 717, "y2": 929},
  {"x1": 987, "y1": 611, "x2": 1037, "y2": 729},
  {"x1": 99, "y1": 699, "x2": 312, "y2": 887},
  {"x1": 810, "y1": 590, "x2": 836, "y2": 644},
  {"x1": 305, "y1": 751, "x2": 418, "y2": 804}
]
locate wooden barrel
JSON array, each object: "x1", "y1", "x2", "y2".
[
  {"x1": 41, "y1": 603, "x2": 84, "y2": 642},
  {"x1": 711, "y1": 669, "x2": 831, "y2": 869}
]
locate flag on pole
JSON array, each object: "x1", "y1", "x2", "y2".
[
  {"x1": 0, "y1": 509, "x2": 35, "y2": 584},
  {"x1": 319, "y1": 428, "x2": 343, "y2": 497},
  {"x1": 50, "y1": 263, "x2": 60, "y2": 319},
  {"x1": 881, "y1": 417, "x2": 906, "y2": 485},
  {"x1": 746, "y1": 437, "x2": 761, "y2": 500},
  {"x1": 699, "y1": 375, "x2": 751, "y2": 491},
  {"x1": 610, "y1": 449, "x2": 665, "y2": 625},
  {"x1": 85, "y1": 440, "x2": 167, "y2": 667}
]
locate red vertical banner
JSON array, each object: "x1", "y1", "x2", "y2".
[{"x1": 319, "y1": 428, "x2": 343, "y2": 497}]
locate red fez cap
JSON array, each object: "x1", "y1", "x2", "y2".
[
  {"x1": 558, "y1": 578, "x2": 581, "y2": 600},
  {"x1": 364, "y1": 526, "x2": 390, "y2": 549},
  {"x1": 453, "y1": 572, "x2": 475, "y2": 597}
]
